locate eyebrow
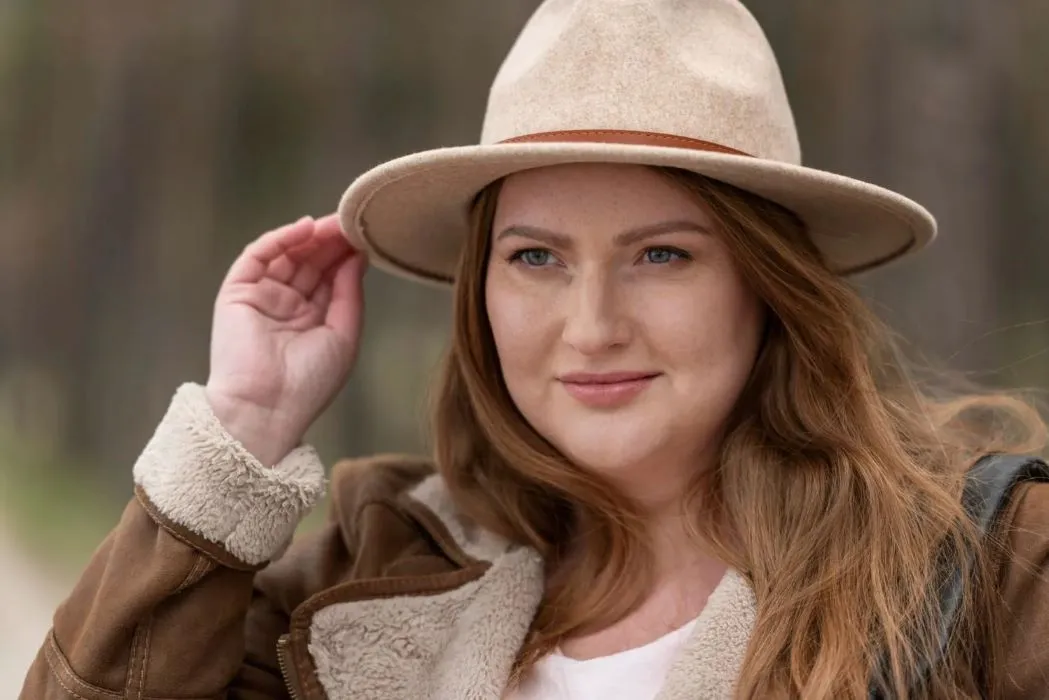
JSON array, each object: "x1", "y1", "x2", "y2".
[{"x1": 494, "y1": 220, "x2": 711, "y2": 248}]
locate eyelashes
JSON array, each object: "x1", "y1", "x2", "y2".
[
  {"x1": 508, "y1": 248, "x2": 556, "y2": 267},
  {"x1": 506, "y1": 246, "x2": 693, "y2": 268},
  {"x1": 641, "y1": 247, "x2": 691, "y2": 264}
]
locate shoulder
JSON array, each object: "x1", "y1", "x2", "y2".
[
  {"x1": 965, "y1": 453, "x2": 1048, "y2": 573},
  {"x1": 327, "y1": 453, "x2": 513, "y2": 565},
  {"x1": 252, "y1": 454, "x2": 467, "y2": 611},
  {"x1": 324, "y1": 453, "x2": 465, "y2": 564},
  {"x1": 998, "y1": 480, "x2": 1049, "y2": 577},
  {"x1": 994, "y1": 481, "x2": 1049, "y2": 696},
  {"x1": 328, "y1": 452, "x2": 439, "y2": 523}
]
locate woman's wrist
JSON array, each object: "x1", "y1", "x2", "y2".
[{"x1": 204, "y1": 386, "x2": 302, "y2": 467}]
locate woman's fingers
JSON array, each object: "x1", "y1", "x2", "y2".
[
  {"x1": 272, "y1": 214, "x2": 355, "y2": 292},
  {"x1": 311, "y1": 279, "x2": 334, "y2": 316},
  {"x1": 225, "y1": 213, "x2": 362, "y2": 300},
  {"x1": 312, "y1": 212, "x2": 345, "y2": 240},
  {"x1": 286, "y1": 225, "x2": 352, "y2": 294},
  {"x1": 225, "y1": 277, "x2": 305, "y2": 320},
  {"x1": 225, "y1": 216, "x2": 315, "y2": 286},
  {"x1": 266, "y1": 255, "x2": 299, "y2": 284}
]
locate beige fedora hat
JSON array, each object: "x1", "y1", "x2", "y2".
[{"x1": 338, "y1": 0, "x2": 936, "y2": 286}]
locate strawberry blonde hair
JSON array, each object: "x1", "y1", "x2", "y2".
[{"x1": 430, "y1": 167, "x2": 1046, "y2": 698}]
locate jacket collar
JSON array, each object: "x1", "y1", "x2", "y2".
[{"x1": 307, "y1": 474, "x2": 756, "y2": 699}]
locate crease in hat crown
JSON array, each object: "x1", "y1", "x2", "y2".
[{"x1": 480, "y1": 0, "x2": 801, "y2": 164}]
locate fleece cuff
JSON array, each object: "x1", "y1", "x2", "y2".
[{"x1": 132, "y1": 382, "x2": 326, "y2": 565}]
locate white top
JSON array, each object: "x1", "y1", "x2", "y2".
[{"x1": 506, "y1": 617, "x2": 698, "y2": 700}]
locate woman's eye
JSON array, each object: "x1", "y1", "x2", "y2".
[
  {"x1": 510, "y1": 248, "x2": 555, "y2": 267},
  {"x1": 643, "y1": 247, "x2": 690, "y2": 264}
]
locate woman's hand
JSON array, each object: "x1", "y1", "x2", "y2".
[{"x1": 205, "y1": 214, "x2": 367, "y2": 466}]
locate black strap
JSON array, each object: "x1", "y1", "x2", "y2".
[
  {"x1": 962, "y1": 454, "x2": 1049, "y2": 531},
  {"x1": 869, "y1": 454, "x2": 1049, "y2": 698}
]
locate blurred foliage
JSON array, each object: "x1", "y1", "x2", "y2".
[
  {"x1": 0, "y1": 429, "x2": 120, "y2": 579},
  {"x1": 1, "y1": 0, "x2": 1048, "y2": 580}
]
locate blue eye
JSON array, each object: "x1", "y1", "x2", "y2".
[
  {"x1": 643, "y1": 247, "x2": 689, "y2": 264},
  {"x1": 510, "y1": 248, "x2": 555, "y2": 267}
]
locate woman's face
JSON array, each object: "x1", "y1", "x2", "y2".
[{"x1": 485, "y1": 164, "x2": 765, "y2": 500}]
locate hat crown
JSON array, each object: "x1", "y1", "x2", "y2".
[{"x1": 481, "y1": 0, "x2": 801, "y2": 165}]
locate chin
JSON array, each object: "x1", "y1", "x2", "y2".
[
  {"x1": 562, "y1": 445, "x2": 647, "y2": 476},
  {"x1": 550, "y1": 421, "x2": 671, "y2": 477}
]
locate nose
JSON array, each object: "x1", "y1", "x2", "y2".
[{"x1": 561, "y1": 269, "x2": 631, "y2": 355}]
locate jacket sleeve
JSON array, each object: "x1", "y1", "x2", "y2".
[
  {"x1": 19, "y1": 382, "x2": 328, "y2": 700},
  {"x1": 996, "y1": 482, "x2": 1049, "y2": 699}
]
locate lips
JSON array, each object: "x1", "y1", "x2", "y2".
[
  {"x1": 558, "y1": 371, "x2": 660, "y2": 408},
  {"x1": 559, "y1": 371, "x2": 661, "y2": 384}
]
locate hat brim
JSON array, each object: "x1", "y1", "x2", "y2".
[{"x1": 338, "y1": 143, "x2": 936, "y2": 286}]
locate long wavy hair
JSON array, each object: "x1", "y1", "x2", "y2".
[{"x1": 429, "y1": 166, "x2": 1046, "y2": 698}]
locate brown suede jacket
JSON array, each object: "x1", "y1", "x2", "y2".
[{"x1": 18, "y1": 383, "x2": 1049, "y2": 699}]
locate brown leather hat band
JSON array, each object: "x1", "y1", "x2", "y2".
[{"x1": 500, "y1": 129, "x2": 752, "y2": 157}]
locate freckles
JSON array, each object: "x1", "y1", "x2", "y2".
[
  {"x1": 638, "y1": 294, "x2": 707, "y2": 353},
  {"x1": 643, "y1": 289, "x2": 749, "y2": 359},
  {"x1": 493, "y1": 290, "x2": 545, "y2": 337},
  {"x1": 488, "y1": 282, "x2": 559, "y2": 366}
]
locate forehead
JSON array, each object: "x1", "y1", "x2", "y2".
[{"x1": 493, "y1": 163, "x2": 713, "y2": 231}]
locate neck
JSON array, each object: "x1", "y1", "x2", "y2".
[
  {"x1": 606, "y1": 439, "x2": 715, "y2": 511},
  {"x1": 648, "y1": 504, "x2": 725, "y2": 580},
  {"x1": 575, "y1": 444, "x2": 729, "y2": 583},
  {"x1": 557, "y1": 451, "x2": 730, "y2": 658},
  {"x1": 614, "y1": 446, "x2": 727, "y2": 579}
]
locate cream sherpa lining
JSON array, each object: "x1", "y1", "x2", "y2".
[
  {"x1": 656, "y1": 569, "x2": 757, "y2": 699},
  {"x1": 132, "y1": 382, "x2": 326, "y2": 565},
  {"x1": 308, "y1": 473, "x2": 757, "y2": 699},
  {"x1": 408, "y1": 473, "x2": 515, "y2": 563},
  {"x1": 309, "y1": 474, "x2": 545, "y2": 700},
  {"x1": 309, "y1": 547, "x2": 545, "y2": 700}
]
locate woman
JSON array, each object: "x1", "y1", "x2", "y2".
[{"x1": 21, "y1": 0, "x2": 1049, "y2": 698}]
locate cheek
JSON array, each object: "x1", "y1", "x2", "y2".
[
  {"x1": 645, "y1": 279, "x2": 763, "y2": 389},
  {"x1": 485, "y1": 274, "x2": 559, "y2": 382}
]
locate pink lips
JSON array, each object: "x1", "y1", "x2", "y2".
[{"x1": 558, "y1": 371, "x2": 660, "y2": 408}]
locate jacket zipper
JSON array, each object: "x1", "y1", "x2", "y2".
[{"x1": 277, "y1": 635, "x2": 304, "y2": 700}]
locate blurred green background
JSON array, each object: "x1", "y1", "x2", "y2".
[{"x1": 2, "y1": 0, "x2": 1048, "y2": 686}]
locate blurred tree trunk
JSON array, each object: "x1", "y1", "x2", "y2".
[
  {"x1": 995, "y1": 1, "x2": 1049, "y2": 386},
  {"x1": 854, "y1": 0, "x2": 1008, "y2": 373},
  {"x1": 69, "y1": 4, "x2": 252, "y2": 474}
]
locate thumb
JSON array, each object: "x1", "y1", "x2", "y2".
[{"x1": 325, "y1": 252, "x2": 367, "y2": 340}]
